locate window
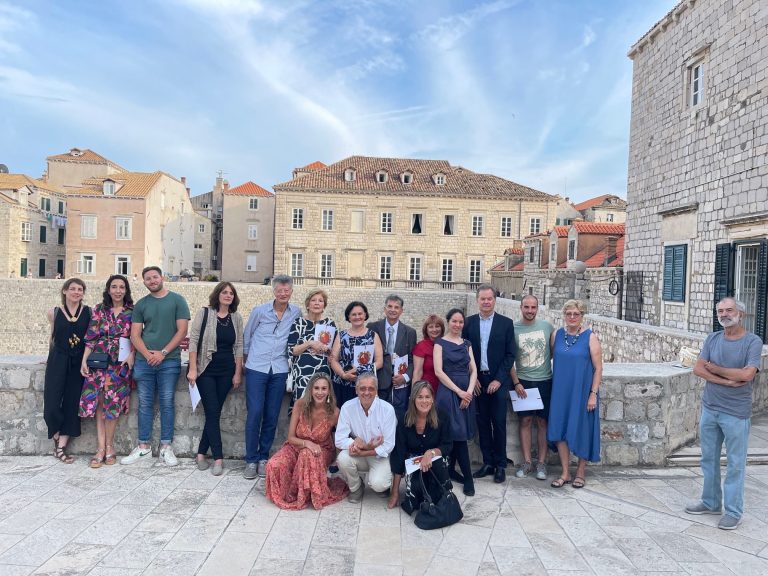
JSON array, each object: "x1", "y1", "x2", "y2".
[
  {"x1": 57, "y1": 228, "x2": 65, "y2": 245},
  {"x1": 81, "y1": 215, "x2": 97, "y2": 239},
  {"x1": 115, "y1": 256, "x2": 130, "y2": 275},
  {"x1": 550, "y1": 243, "x2": 556, "y2": 262},
  {"x1": 291, "y1": 253, "x2": 304, "y2": 277},
  {"x1": 21, "y1": 222, "x2": 31, "y2": 242},
  {"x1": 380, "y1": 212, "x2": 393, "y2": 233},
  {"x1": 39, "y1": 197, "x2": 51, "y2": 211},
  {"x1": 434, "y1": 173, "x2": 446, "y2": 185},
  {"x1": 194, "y1": 243, "x2": 203, "y2": 250},
  {"x1": 716, "y1": 241, "x2": 768, "y2": 338},
  {"x1": 376, "y1": 170, "x2": 388, "y2": 183},
  {"x1": 350, "y1": 210, "x2": 364, "y2": 233},
  {"x1": 401, "y1": 172, "x2": 413, "y2": 184},
  {"x1": 443, "y1": 215, "x2": 455, "y2": 236},
  {"x1": 292, "y1": 208, "x2": 304, "y2": 229},
  {"x1": 344, "y1": 168, "x2": 356, "y2": 182},
  {"x1": 379, "y1": 255, "x2": 392, "y2": 280},
  {"x1": 663, "y1": 244, "x2": 687, "y2": 302},
  {"x1": 20, "y1": 258, "x2": 27, "y2": 277},
  {"x1": 411, "y1": 213, "x2": 423, "y2": 234},
  {"x1": 469, "y1": 259, "x2": 482, "y2": 284},
  {"x1": 39, "y1": 225, "x2": 46, "y2": 243},
  {"x1": 248, "y1": 224, "x2": 258, "y2": 240},
  {"x1": 319, "y1": 254, "x2": 333, "y2": 278},
  {"x1": 500, "y1": 217, "x2": 512, "y2": 238},
  {"x1": 568, "y1": 240, "x2": 576, "y2": 260},
  {"x1": 78, "y1": 254, "x2": 95, "y2": 275},
  {"x1": 57, "y1": 200, "x2": 64, "y2": 214},
  {"x1": 528, "y1": 247, "x2": 535, "y2": 263},
  {"x1": 409, "y1": 256, "x2": 422, "y2": 281},
  {"x1": 606, "y1": 213, "x2": 614, "y2": 222},
  {"x1": 116, "y1": 217, "x2": 132, "y2": 240},
  {"x1": 198, "y1": 223, "x2": 206, "y2": 233},
  {"x1": 322, "y1": 209, "x2": 334, "y2": 231},
  {"x1": 38, "y1": 258, "x2": 46, "y2": 278},
  {"x1": 57, "y1": 259, "x2": 64, "y2": 276},
  {"x1": 249, "y1": 198, "x2": 259, "y2": 210},
  {"x1": 529, "y1": 218, "x2": 541, "y2": 235},
  {"x1": 689, "y1": 61, "x2": 704, "y2": 107},
  {"x1": 471, "y1": 215, "x2": 484, "y2": 237},
  {"x1": 246, "y1": 254, "x2": 257, "y2": 271},
  {"x1": 103, "y1": 181, "x2": 115, "y2": 196},
  {"x1": 441, "y1": 258, "x2": 454, "y2": 283}
]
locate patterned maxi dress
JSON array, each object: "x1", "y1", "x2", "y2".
[
  {"x1": 264, "y1": 411, "x2": 349, "y2": 510},
  {"x1": 79, "y1": 303, "x2": 133, "y2": 419},
  {"x1": 332, "y1": 328, "x2": 376, "y2": 406},
  {"x1": 287, "y1": 316, "x2": 337, "y2": 409}
]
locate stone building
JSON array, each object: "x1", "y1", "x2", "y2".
[
  {"x1": 272, "y1": 155, "x2": 559, "y2": 289},
  {"x1": 45, "y1": 148, "x2": 125, "y2": 191},
  {"x1": 189, "y1": 174, "x2": 225, "y2": 273},
  {"x1": 65, "y1": 171, "x2": 195, "y2": 279},
  {"x1": 573, "y1": 194, "x2": 627, "y2": 223},
  {"x1": 624, "y1": 0, "x2": 768, "y2": 339},
  {"x1": 221, "y1": 181, "x2": 275, "y2": 283},
  {"x1": 192, "y1": 212, "x2": 214, "y2": 278},
  {"x1": 0, "y1": 175, "x2": 67, "y2": 278}
]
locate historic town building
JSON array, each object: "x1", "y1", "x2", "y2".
[
  {"x1": 573, "y1": 194, "x2": 627, "y2": 223},
  {"x1": 272, "y1": 155, "x2": 559, "y2": 289},
  {"x1": 624, "y1": 0, "x2": 768, "y2": 339}
]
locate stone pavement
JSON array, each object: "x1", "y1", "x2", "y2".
[{"x1": 1, "y1": 455, "x2": 767, "y2": 576}]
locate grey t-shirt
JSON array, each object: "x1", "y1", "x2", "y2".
[
  {"x1": 513, "y1": 319, "x2": 554, "y2": 381},
  {"x1": 700, "y1": 331, "x2": 763, "y2": 419},
  {"x1": 133, "y1": 291, "x2": 190, "y2": 361}
]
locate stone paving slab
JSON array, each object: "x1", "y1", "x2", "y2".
[{"x1": 0, "y1": 456, "x2": 766, "y2": 575}]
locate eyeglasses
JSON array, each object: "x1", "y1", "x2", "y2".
[
  {"x1": 564, "y1": 312, "x2": 582, "y2": 318},
  {"x1": 272, "y1": 319, "x2": 282, "y2": 334}
]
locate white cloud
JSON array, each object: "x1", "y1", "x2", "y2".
[
  {"x1": 0, "y1": 2, "x2": 35, "y2": 54},
  {"x1": 414, "y1": 0, "x2": 517, "y2": 50}
]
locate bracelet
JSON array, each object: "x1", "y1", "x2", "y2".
[
  {"x1": 514, "y1": 382, "x2": 521, "y2": 387},
  {"x1": 590, "y1": 390, "x2": 598, "y2": 395}
]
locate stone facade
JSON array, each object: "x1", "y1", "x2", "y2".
[
  {"x1": 625, "y1": 0, "x2": 768, "y2": 339},
  {"x1": 189, "y1": 175, "x2": 225, "y2": 272},
  {"x1": 45, "y1": 148, "x2": 124, "y2": 191},
  {"x1": 573, "y1": 194, "x2": 627, "y2": 224},
  {"x1": 273, "y1": 156, "x2": 559, "y2": 290},
  {"x1": 192, "y1": 212, "x2": 214, "y2": 278}
]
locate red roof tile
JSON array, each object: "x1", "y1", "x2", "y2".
[
  {"x1": 573, "y1": 194, "x2": 613, "y2": 211},
  {"x1": 225, "y1": 181, "x2": 274, "y2": 197},
  {"x1": 552, "y1": 226, "x2": 570, "y2": 238},
  {"x1": 582, "y1": 236, "x2": 625, "y2": 268},
  {"x1": 490, "y1": 259, "x2": 525, "y2": 272},
  {"x1": 572, "y1": 222, "x2": 625, "y2": 235},
  {"x1": 46, "y1": 148, "x2": 125, "y2": 171},
  {"x1": 299, "y1": 161, "x2": 326, "y2": 171},
  {"x1": 504, "y1": 248, "x2": 524, "y2": 255}
]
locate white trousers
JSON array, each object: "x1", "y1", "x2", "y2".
[{"x1": 336, "y1": 450, "x2": 392, "y2": 493}]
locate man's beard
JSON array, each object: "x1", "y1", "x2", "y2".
[
  {"x1": 147, "y1": 283, "x2": 163, "y2": 293},
  {"x1": 718, "y1": 316, "x2": 739, "y2": 328}
]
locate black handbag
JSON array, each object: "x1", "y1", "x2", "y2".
[
  {"x1": 86, "y1": 352, "x2": 110, "y2": 370},
  {"x1": 414, "y1": 469, "x2": 464, "y2": 530}
]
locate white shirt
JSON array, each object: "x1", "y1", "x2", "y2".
[
  {"x1": 479, "y1": 312, "x2": 494, "y2": 371},
  {"x1": 335, "y1": 396, "x2": 396, "y2": 458}
]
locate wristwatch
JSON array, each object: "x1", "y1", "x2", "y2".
[{"x1": 161, "y1": 349, "x2": 168, "y2": 357}]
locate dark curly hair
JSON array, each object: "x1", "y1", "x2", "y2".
[{"x1": 102, "y1": 275, "x2": 133, "y2": 307}]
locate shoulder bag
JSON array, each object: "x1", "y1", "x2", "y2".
[{"x1": 414, "y1": 469, "x2": 464, "y2": 530}]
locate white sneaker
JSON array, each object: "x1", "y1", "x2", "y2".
[
  {"x1": 159, "y1": 445, "x2": 178, "y2": 467},
  {"x1": 121, "y1": 445, "x2": 153, "y2": 465}
]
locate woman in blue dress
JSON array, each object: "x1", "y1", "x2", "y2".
[
  {"x1": 434, "y1": 308, "x2": 478, "y2": 496},
  {"x1": 548, "y1": 300, "x2": 603, "y2": 489}
]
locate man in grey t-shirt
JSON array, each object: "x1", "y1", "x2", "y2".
[{"x1": 686, "y1": 298, "x2": 763, "y2": 530}]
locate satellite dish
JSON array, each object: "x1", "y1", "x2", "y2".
[{"x1": 0, "y1": 164, "x2": 8, "y2": 174}]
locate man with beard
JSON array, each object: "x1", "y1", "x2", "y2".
[
  {"x1": 686, "y1": 298, "x2": 762, "y2": 530},
  {"x1": 123, "y1": 266, "x2": 190, "y2": 466}
]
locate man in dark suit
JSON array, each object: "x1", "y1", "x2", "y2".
[
  {"x1": 367, "y1": 294, "x2": 417, "y2": 414},
  {"x1": 463, "y1": 284, "x2": 516, "y2": 483}
]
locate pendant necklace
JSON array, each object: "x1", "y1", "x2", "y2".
[
  {"x1": 63, "y1": 302, "x2": 82, "y2": 323},
  {"x1": 217, "y1": 313, "x2": 231, "y2": 327},
  {"x1": 563, "y1": 329, "x2": 580, "y2": 351}
]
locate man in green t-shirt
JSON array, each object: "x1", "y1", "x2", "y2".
[
  {"x1": 512, "y1": 295, "x2": 554, "y2": 481},
  {"x1": 122, "y1": 266, "x2": 190, "y2": 467}
]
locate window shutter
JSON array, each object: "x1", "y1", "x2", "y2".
[
  {"x1": 672, "y1": 245, "x2": 686, "y2": 302},
  {"x1": 713, "y1": 242, "x2": 734, "y2": 331},
  {"x1": 663, "y1": 246, "x2": 674, "y2": 300},
  {"x1": 755, "y1": 239, "x2": 768, "y2": 341}
]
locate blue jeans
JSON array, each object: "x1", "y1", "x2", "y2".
[
  {"x1": 699, "y1": 405, "x2": 750, "y2": 518},
  {"x1": 134, "y1": 356, "x2": 181, "y2": 445},
  {"x1": 245, "y1": 368, "x2": 286, "y2": 463}
]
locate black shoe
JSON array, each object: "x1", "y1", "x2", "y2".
[
  {"x1": 472, "y1": 464, "x2": 496, "y2": 479},
  {"x1": 494, "y1": 467, "x2": 506, "y2": 483},
  {"x1": 463, "y1": 482, "x2": 475, "y2": 496},
  {"x1": 449, "y1": 468, "x2": 465, "y2": 483}
]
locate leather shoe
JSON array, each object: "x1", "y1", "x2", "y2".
[
  {"x1": 449, "y1": 468, "x2": 465, "y2": 483},
  {"x1": 494, "y1": 467, "x2": 506, "y2": 483},
  {"x1": 472, "y1": 464, "x2": 496, "y2": 479}
]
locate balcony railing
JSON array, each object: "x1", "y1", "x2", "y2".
[{"x1": 275, "y1": 276, "x2": 482, "y2": 291}]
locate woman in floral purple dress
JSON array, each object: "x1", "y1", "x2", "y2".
[{"x1": 79, "y1": 275, "x2": 135, "y2": 468}]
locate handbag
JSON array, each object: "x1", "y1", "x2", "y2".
[
  {"x1": 414, "y1": 469, "x2": 464, "y2": 530},
  {"x1": 187, "y1": 308, "x2": 208, "y2": 377},
  {"x1": 285, "y1": 368, "x2": 294, "y2": 393},
  {"x1": 86, "y1": 352, "x2": 110, "y2": 370}
]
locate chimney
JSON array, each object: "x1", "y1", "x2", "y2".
[
  {"x1": 181, "y1": 176, "x2": 186, "y2": 185},
  {"x1": 604, "y1": 236, "x2": 617, "y2": 264},
  {"x1": 186, "y1": 187, "x2": 191, "y2": 196},
  {"x1": 223, "y1": 180, "x2": 229, "y2": 192}
]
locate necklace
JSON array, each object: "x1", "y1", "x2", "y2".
[
  {"x1": 63, "y1": 302, "x2": 82, "y2": 323},
  {"x1": 217, "y1": 313, "x2": 231, "y2": 327},
  {"x1": 563, "y1": 329, "x2": 581, "y2": 351}
]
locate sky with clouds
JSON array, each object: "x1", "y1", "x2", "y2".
[{"x1": 1, "y1": 0, "x2": 677, "y2": 203}]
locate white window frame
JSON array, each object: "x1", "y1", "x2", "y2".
[
  {"x1": 103, "y1": 181, "x2": 115, "y2": 196},
  {"x1": 21, "y1": 221, "x2": 31, "y2": 242},
  {"x1": 246, "y1": 254, "x2": 257, "y2": 272},
  {"x1": 81, "y1": 215, "x2": 97, "y2": 239},
  {"x1": 443, "y1": 214, "x2": 455, "y2": 236},
  {"x1": 249, "y1": 197, "x2": 259, "y2": 211},
  {"x1": 471, "y1": 215, "x2": 484, "y2": 237},
  {"x1": 380, "y1": 212, "x2": 393, "y2": 234},
  {"x1": 198, "y1": 223, "x2": 206, "y2": 233},
  {"x1": 529, "y1": 217, "x2": 541, "y2": 235},
  {"x1": 292, "y1": 208, "x2": 304, "y2": 230},
  {"x1": 441, "y1": 258, "x2": 454, "y2": 283},
  {"x1": 322, "y1": 209, "x2": 334, "y2": 231},
  {"x1": 350, "y1": 210, "x2": 364, "y2": 233},
  {"x1": 568, "y1": 239, "x2": 576, "y2": 260},
  {"x1": 434, "y1": 174, "x2": 446, "y2": 185},
  {"x1": 247, "y1": 224, "x2": 258, "y2": 240},
  {"x1": 550, "y1": 243, "x2": 556, "y2": 262},
  {"x1": 409, "y1": 256, "x2": 422, "y2": 281},
  {"x1": 469, "y1": 259, "x2": 482, "y2": 284},
  {"x1": 606, "y1": 213, "x2": 614, "y2": 222},
  {"x1": 401, "y1": 172, "x2": 413, "y2": 184},
  {"x1": 344, "y1": 168, "x2": 356, "y2": 182},
  {"x1": 379, "y1": 255, "x2": 393, "y2": 280},
  {"x1": 291, "y1": 253, "x2": 305, "y2": 277},
  {"x1": 411, "y1": 213, "x2": 424, "y2": 235},
  {"x1": 78, "y1": 253, "x2": 95, "y2": 275},
  {"x1": 376, "y1": 170, "x2": 388, "y2": 184},
  {"x1": 116, "y1": 217, "x2": 132, "y2": 240},
  {"x1": 689, "y1": 61, "x2": 704, "y2": 108},
  {"x1": 500, "y1": 216, "x2": 512, "y2": 238},
  {"x1": 115, "y1": 255, "x2": 131, "y2": 275},
  {"x1": 319, "y1": 253, "x2": 334, "y2": 279}
]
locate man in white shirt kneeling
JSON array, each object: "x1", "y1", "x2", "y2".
[{"x1": 335, "y1": 372, "x2": 396, "y2": 503}]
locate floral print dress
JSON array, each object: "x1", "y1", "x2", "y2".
[{"x1": 78, "y1": 303, "x2": 133, "y2": 420}]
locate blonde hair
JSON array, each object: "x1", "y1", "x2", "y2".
[
  {"x1": 405, "y1": 381, "x2": 439, "y2": 429},
  {"x1": 301, "y1": 373, "x2": 336, "y2": 420},
  {"x1": 562, "y1": 299, "x2": 587, "y2": 316},
  {"x1": 304, "y1": 289, "x2": 328, "y2": 310}
]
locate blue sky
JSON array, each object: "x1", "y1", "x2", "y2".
[{"x1": 0, "y1": 0, "x2": 676, "y2": 203}]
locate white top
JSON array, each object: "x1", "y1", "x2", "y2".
[{"x1": 334, "y1": 396, "x2": 396, "y2": 458}]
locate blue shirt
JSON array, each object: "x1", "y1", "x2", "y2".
[
  {"x1": 243, "y1": 301, "x2": 301, "y2": 373},
  {"x1": 479, "y1": 313, "x2": 494, "y2": 371}
]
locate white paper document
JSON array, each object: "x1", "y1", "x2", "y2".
[
  {"x1": 189, "y1": 384, "x2": 201, "y2": 412},
  {"x1": 314, "y1": 324, "x2": 336, "y2": 347},
  {"x1": 509, "y1": 387, "x2": 544, "y2": 412},
  {"x1": 118, "y1": 337, "x2": 131, "y2": 362},
  {"x1": 352, "y1": 344, "x2": 374, "y2": 368},
  {"x1": 405, "y1": 454, "x2": 442, "y2": 475},
  {"x1": 392, "y1": 353, "x2": 408, "y2": 374}
]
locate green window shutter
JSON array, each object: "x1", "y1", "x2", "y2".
[
  {"x1": 713, "y1": 242, "x2": 734, "y2": 332},
  {"x1": 672, "y1": 245, "x2": 686, "y2": 302},
  {"x1": 39, "y1": 226, "x2": 46, "y2": 243},
  {"x1": 663, "y1": 246, "x2": 674, "y2": 300}
]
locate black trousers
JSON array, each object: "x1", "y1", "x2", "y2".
[
  {"x1": 197, "y1": 361, "x2": 234, "y2": 460},
  {"x1": 44, "y1": 350, "x2": 83, "y2": 439},
  {"x1": 476, "y1": 373, "x2": 508, "y2": 468}
]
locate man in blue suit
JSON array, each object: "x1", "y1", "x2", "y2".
[{"x1": 463, "y1": 284, "x2": 516, "y2": 483}]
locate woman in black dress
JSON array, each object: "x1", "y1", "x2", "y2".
[
  {"x1": 388, "y1": 380, "x2": 453, "y2": 513},
  {"x1": 45, "y1": 278, "x2": 91, "y2": 463}
]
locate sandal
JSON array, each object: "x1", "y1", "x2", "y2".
[
  {"x1": 572, "y1": 477, "x2": 586, "y2": 489},
  {"x1": 54, "y1": 443, "x2": 75, "y2": 464},
  {"x1": 90, "y1": 449, "x2": 106, "y2": 469},
  {"x1": 550, "y1": 477, "x2": 571, "y2": 488},
  {"x1": 105, "y1": 446, "x2": 117, "y2": 466}
]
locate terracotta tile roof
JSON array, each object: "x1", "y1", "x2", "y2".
[
  {"x1": 583, "y1": 235, "x2": 625, "y2": 268},
  {"x1": 225, "y1": 181, "x2": 274, "y2": 197},
  {"x1": 0, "y1": 174, "x2": 65, "y2": 195},
  {"x1": 46, "y1": 148, "x2": 125, "y2": 171},
  {"x1": 552, "y1": 226, "x2": 570, "y2": 238},
  {"x1": 274, "y1": 155, "x2": 556, "y2": 201},
  {"x1": 573, "y1": 194, "x2": 627, "y2": 212},
  {"x1": 572, "y1": 222, "x2": 625, "y2": 235},
  {"x1": 489, "y1": 259, "x2": 525, "y2": 273},
  {"x1": 299, "y1": 161, "x2": 326, "y2": 171},
  {"x1": 69, "y1": 171, "x2": 164, "y2": 198},
  {"x1": 503, "y1": 247, "x2": 524, "y2": 255}
]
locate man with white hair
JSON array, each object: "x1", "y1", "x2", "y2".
[{"x1": 687, "y1": 297, "x2": 763, "y2": 530}]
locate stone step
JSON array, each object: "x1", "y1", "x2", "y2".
[{"x1": 666, "y1": 450, "x2": 768, "y2": 467}]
